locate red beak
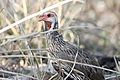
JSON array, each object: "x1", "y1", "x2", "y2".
[{"x1": 38, "y1": 14, "x2": 47, "y2": 21}]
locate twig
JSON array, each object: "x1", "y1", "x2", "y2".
[
  {"x1": 0, "y1": 77, "x2": 11, "y2": 80},
  {"x1": 0, "y1": 24, "x2": 105, "y2": 46},
  {"x1": 105, "y1": 74, "x2": 120, "y2": 80},
  {"x1": 49, "y1": 73, "x2": 58, "y2": 80},
  {"x1": 0, "y1": 70, "x2": 38, "y2": 80},
  {"x1": 114, "y1": 56, "x2": 120, "y2": 71},
  {"x1": 0, "y1": 48, "x2": 46, "y2": 54},
  {"x1": 0, "y1": 0, "x2": 74, "y2": 34},
  {"x1": 0, "y1": 55, "x2": 119, "y2": 74},
  {"x1": 0, "y1": 27, "x2": 71, "y2": 46},
  {"x1": 64, "y1": 50, "x2": 79, "y2": 80}
]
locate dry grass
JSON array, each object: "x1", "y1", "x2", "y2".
[{"x1": 0, "y1": 0, "x2": 120, "y2": 80}]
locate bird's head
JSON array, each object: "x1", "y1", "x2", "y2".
[{"x1": 38, "y1": 11, "x2": 58, "y2": 31}]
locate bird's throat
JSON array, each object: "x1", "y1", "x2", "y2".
[{"x1": 45, "y1": 21, "x2": 52, "y2": 30}]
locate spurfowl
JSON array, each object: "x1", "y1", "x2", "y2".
[{"x1": 38, "y1": 11, "x2": 105, "y2": 80}]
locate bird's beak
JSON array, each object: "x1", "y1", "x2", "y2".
[{"x1": 38, "y1": 14, "x2": 47, "y2": 21}]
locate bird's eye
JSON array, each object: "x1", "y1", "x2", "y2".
[{"x1": 47, "y1": 14, "x2": 51, "y2": 17}]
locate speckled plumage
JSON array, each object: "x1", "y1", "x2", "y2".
[{"x1": 39, "y1": 11, "x2": 105, "y2": 80}]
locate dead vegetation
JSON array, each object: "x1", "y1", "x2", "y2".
[{"x1": 0, "y1": 0, "x2": 120, "y2": 80}]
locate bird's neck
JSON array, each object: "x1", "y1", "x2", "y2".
[
  {"x1": 45, "y1": 21, "x2": 64, "y2": 44},
  {"x1": 46, "y1": 31, "x2": 64, "y2": 45}
]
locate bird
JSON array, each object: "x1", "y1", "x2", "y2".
[
  {"x1": 96, "y1": 55, "x2": 120, "y2": 71},
  {"x1": 38, "y1": 11, "x2": 105, "y2": 80}
]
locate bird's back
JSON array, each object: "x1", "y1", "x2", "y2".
[{"x1": 46, "y1": 31, "x2": 105, "y2": 80}]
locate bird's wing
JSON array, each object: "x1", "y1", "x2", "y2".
[
  {"x1": 55, "y1": 42, "x2": 104, "y2": 80},
  {"x1": 47, "y1": 41, "x2": 105, "y2": 80}
]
